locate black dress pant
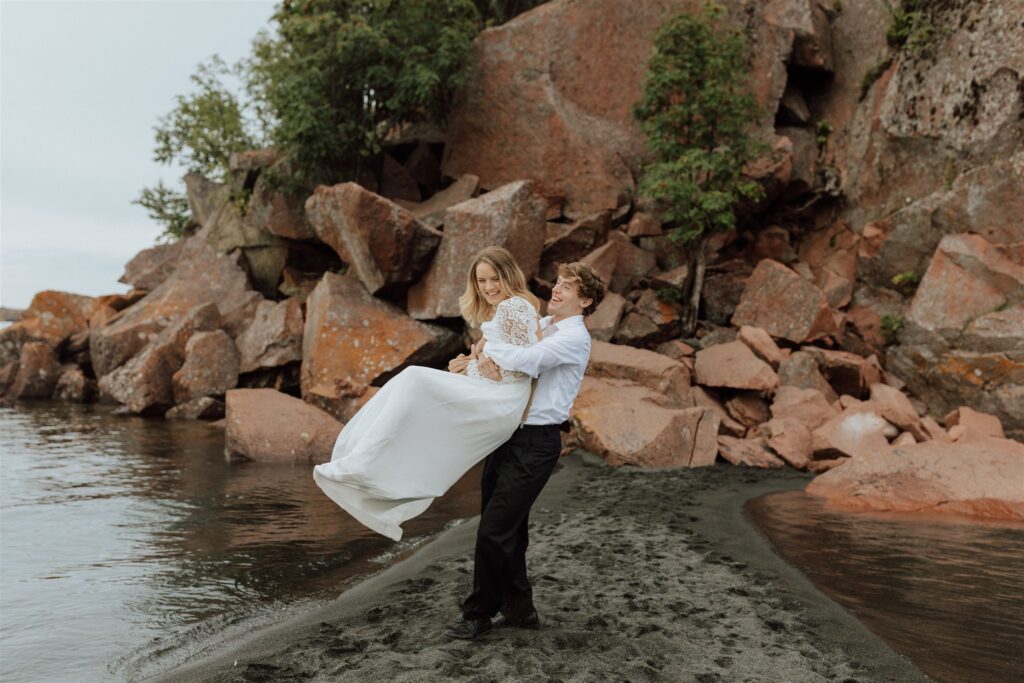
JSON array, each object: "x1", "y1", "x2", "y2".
[{"x1": 461, "y1": 423, "x2": 561, "y2": 621}]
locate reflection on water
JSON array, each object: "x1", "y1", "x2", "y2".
[
  {"x1": 747, "y1": 490, "x2": 1024, "y2": 683},
  {"x1": 0, "y1": 402, "x2": 483, "y2": 682}
]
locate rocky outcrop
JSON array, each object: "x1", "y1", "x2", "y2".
[
  {"x1": 4, "y1": 342, "x2": 61, "y2": 400},
  {"x1": 695, "y1": 341, "x2": 779, "y2": 391},
  {"x1": 395, "y1": 174, "x2": 480, "y2": 229},
  {"x1": 0, "y1": 291, "x2": 98, "y2": 365},
  {"x1": 807, "y1": 437, "x2": 1024, "y2": 522},
  {"x1": 302, "y1": 273, "x2": 458, "y2": 416},
  {"x1": 90, "y1": 232, "x2": 260, "y2": 378},
  {"x1": 586, "y1": 340, "x2": 691, "y2": 407},
  {"x1": 732, "y1": 260, "x2": 839, "y2": 343},
  {"x1": 172, "y1": 330, "x2": 240, "y2": 403},
  {"x1": 442, "y1": 0, "x2": 791, "y2": 218},
  {"x1": 306, "y1": 183, "x2": 442, "y2": 296},
  {"x1": 225, "y1": 388, "x2": 342, "y2": 464},
  {"x1": 407, "y1": 180, "x2": 547, "y2": 319},
  {"x1": 572, "y1": 377, "x2": 719, "y2": 468}
]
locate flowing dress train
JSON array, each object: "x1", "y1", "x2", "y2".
[{"x1": 313, "y1": 296, "x2": 539, "y2": 541}]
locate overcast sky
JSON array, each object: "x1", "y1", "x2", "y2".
[{"x1": 1, "y1": 0, "x2": 275, "y2": 308}]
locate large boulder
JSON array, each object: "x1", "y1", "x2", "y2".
[
  {"x1": 579, "y1": 231, "x2": 656, "y2": 294},
  {"x1": 225, "y1": 388, "x2": 342, "y2": 464},
  {"x1": 302, "y1": 273, "x2": 459, "y2": 415},
  {"x1": 806, "y1": 437, "x2": 1024, "y2": 522},
  {"x1": 119, "y1": 241, "x2": 183, "y2": 291},
  {"x1": 90, "y1": 233, "x2": 260, "y2": 378},
  {"x1": 611, "y1": 289, "x2": 682, "y2": 346},
  {"x1": 585, "y1": 340, "x2": 691, "y2": 407},
  {"x1": 769, "y1": 385, "x2": 839, "y2": 431},
  {"x1": 235, "y1": 298, "x2": 304, "y2": 374},
  {"x1": 305, "y1": 183, "x2": 442, "y2": 296},
  {"x1": 407, "y1": 180, "x2": 547, "y2": 319},
  {"x1": 97, "y1": 303, "x2": 222, "y2": 415},
  {"x1": 584, "y1": 292, "x2": 627, "y2": 342},
  {"x1": 717, "y1": 435, "x2": 785, "y2": 469},
  {"x1": 395, "y1": 174, "x2": 480, "y2": 229},
  {"x1": 812, "y1": 407, "x2": 894, "y2": 459},
  {"x1": 540, "y1": 211, "x2": 612, "y2": 281},
  {"x1": 695, "y1": 341, "x2": 779, "y2": 392},
  {"x1": 53, "y1": 365, "x2": 97, "y2": 403},
  {"x1": 441, "y1": 0, "x2": 791, "y2": 218},
  {"x1": 571, "y1": 377, "x2": 720, "y2": 468},
  {"x1": 798, "y1": 221, "x2": 860, "y2": 308},
  {"x1": 732, "y1": 260, "x2": 840, "y2": 343}
]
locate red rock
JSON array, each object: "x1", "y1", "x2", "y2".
[
  {"x1": 798, "y1": 221, "x2": 860, "y2": 308},
  {"x1": 749, "y1": 226, "x2": 796, "y2": 264},
  {"x1": 650, "y1": 264, "x2": 690, "y2": 290},
  {"x1": 655, "y1": 339, "x2": 696, "y2": 361},
  {"x1": 586, "y1": 341, "x2": 691, "y2": 407},
  {"x1": 303, "y1": 272, "x2": 458, "y2": 402},
  {"x1": 693, "y1": 386, "x2": 747, "y2": 437},
  {"x1": 225, "y1": 388, "x2": 342, "y2": 464},
  {"x1": 571, "y1": 377, "x2": 719, "y2": 468},
  {"x1": 5, "y1": 342, "x2": 61, "y2": 399},
  {"x1": 53, "y1": 365, "x2": 96, "y2": 403},
  {"x1": 812, "y1": 407, "x2": 893, "y2": 459},
  {"x1": 166, "y1": 396, "x2": 225, "y2": 420},
  {"x1": 763, "y1": 417, "x2": 812, "y2": 469},
  {"x1": 172, "y1": 330, "x2": 240, "y2": 403},
  {"x1": 611, "y1": 289, "x2": 681, "y2": 346},
  {"x1": 764, "y1": 0, "x2": 835, "y2": 72},
  {"x1": 737, "y1": 325, "x2": 786, "y2": 369},
  {"x1": 395, "y1": 174, "x2": 480, "y2": 229},
  {"x1": 245, "y1": 160, "x2": 317, "y2": 241},
  {"x1": 845, "y1": 304, "x2": 887, "y2": 351},
  {"x1": 807, "y1": 458, "x2": 848, "y2": 474},
  {"x1": 771, "y1": 386, "x2": 838, "y2": 433},
  {"x1": 803, "y1": 348, "x2": 883, "y2": 398},
  {"x1": 306, "y1": 182, "x2": 442, "y2": 295},
  {"x1": 725, "y1": 393, "x2": 770, "y2": 429},
  {"x1": 626, "y1": 212, "x2": 662, "y2": 238},
  {"x1": 806, "y1": 438, "x2": 1024, "y2": 522},
  {"x1": 920, "y1": 415, "x2": 951, "y2": 443},
  {"x1": 891, "y1": 432, "x2": 917, "y2": 447},
  {"x1": 119, "y1": 242, "x2": 183, "y2": 291},
  {"x1": 407, "y1": 180, "x2": 547, "y2": 319},
  {"x1": 904, "y1": 233, "x2": 1024, "y2": 345},
  {"x1": 235, "y1": 298, "x2": 304, "y2": 374},
  {"x1": 90, "y1": 233, "x2": 260, "y2": 378},
  {"x1": 540, "y1": 211, "x2": 612, "y2": 281},
  {"x1": 777, "y1": 350, "x2": 839, "y2": 403},
  {"x1": 98, "y1": 303, "x2": 222, "y2": 414},
  {"x1": 580, "y1": 230, "x2": 657, "y2": 293},
  {"x1": 0, "y1": 291, "x2": 98, "y2": 365},
  {"x1": 379, "y1": 153, "x2": 421, "y2": 202},
  {"x1": 867, "y1": 383, "x2": 924, "y2": 440},
  {"x1": 695, "y1": 341, "x2": 779, "y2": 392},
  {"x1": 943, "y1": 406, "x2": 1005, "y2": 441},
  {"x1": 732, "y1": 260, "x2": 839, "y2": 343},
  {"x1": 717, "y1": 436, "x2": 785, "y2": 469},
  {"x1": 584, "y1": 292, "x2": 626, "y2": 342}
]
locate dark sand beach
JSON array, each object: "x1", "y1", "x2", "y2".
[{"x1": 151, "y1": 453, "x2": 929, "y2": 682}]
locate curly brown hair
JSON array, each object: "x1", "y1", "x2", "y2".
[{"x1": 557, "y1": 262, "x2": 605, "y2": 316}]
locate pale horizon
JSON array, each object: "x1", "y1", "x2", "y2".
[{"x1": 1, "y1": 0, "x2": 275, "y2": 309}]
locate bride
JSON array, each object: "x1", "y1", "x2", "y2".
[{"x1": 313, "y1": 247, "x2": 541, "y2": 541}]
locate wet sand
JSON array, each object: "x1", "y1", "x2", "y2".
[{"x1": 152, "y1": 454, "x2": 929, "y2": 682}]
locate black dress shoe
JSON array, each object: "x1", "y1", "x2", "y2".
[
  {"x1": 445, "y1": 617, "x2": 492, "y2": 640},
  {"x1": 493, "y1": 608, "x2": 540, "y2": 629}
]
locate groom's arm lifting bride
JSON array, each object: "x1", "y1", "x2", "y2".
[{"x1": 446, "y1": 262, "x2": 605, "y2": 640}]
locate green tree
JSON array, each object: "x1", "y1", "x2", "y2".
[
  {"x1": 633, "y1": 2, "x2": 765, "y2": 336},
  {"x1": 246, "y1": 0, "x2": 481, "y2": 190},
  {"x1": 137, "y1": 56, "x2": 265, "y2": 240}
]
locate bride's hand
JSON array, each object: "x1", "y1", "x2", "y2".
[
  {"x1": 448, "y1": 353, "x2": 471, "y2": 374},
  {"x1": 477, "y1": 354, "x2": 501, "y2": 382}
]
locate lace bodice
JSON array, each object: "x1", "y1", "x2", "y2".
[{"x1": 466, "y1": 296, "x2": 539, "y2": 384}]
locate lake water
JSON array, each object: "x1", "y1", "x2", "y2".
[
  {"x1": 747, "y1": 490, "x2": 1024, "y2": 683},
  {"x1": 0, "y1": 401, "x2": 482, "y2": 682}
]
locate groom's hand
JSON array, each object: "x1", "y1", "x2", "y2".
[
  {"x1": 478, "y1": 354, "x2": 501, "y2": 382},
  {"x1": 448, "y1": 353, "x2": 471, "y2": 374}
]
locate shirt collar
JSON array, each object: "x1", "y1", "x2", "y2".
[{"x1": 541, "y1": 314, "x2": 585, "y2": 330}]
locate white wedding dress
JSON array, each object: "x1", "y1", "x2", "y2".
[{"x1": 313, "y1": 296, "x2": 539, "y2": 541}]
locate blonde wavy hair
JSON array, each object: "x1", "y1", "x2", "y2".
[{"x1": 458, "y1": 246, "x2": 540, "y2": 325}]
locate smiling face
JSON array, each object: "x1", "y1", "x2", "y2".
[
  {"x1": 475, "y1": 261, "x2": 509, "y2": 307},
  {"x1": 548, "y1": 275, "x2": 593, "y2": 321}
]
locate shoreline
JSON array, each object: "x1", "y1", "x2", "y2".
[{"x1": 150, "y1": 454, "x2": 929, "y2": 682}]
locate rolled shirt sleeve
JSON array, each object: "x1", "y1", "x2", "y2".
[{"x1": 485, "y1": 328, "x2": 589, "y2": 379}]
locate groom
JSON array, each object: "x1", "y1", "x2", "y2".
[{"x1": 445, "y1": 261, "x2": 605, "y2": 640}]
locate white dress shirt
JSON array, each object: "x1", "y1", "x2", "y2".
[{"x1": 484, "y1": 314, "x2": 591, "y2": 426}]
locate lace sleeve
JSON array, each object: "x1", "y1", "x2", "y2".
[{"x1": 466, "y1": 297, "x2": 537, "y2": 383}]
